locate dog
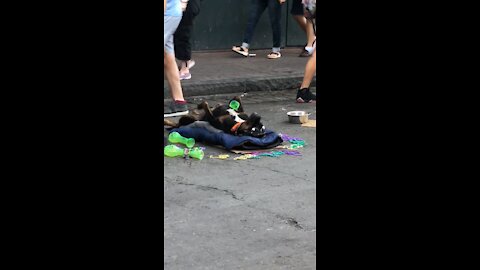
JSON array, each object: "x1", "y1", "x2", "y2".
[{"x1": 164, "y1": 96, "x2": 266, "y2": 138}]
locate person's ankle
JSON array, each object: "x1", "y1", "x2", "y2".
[{"x1": 175, "y1": 99, "x2": 187, "y2": 105}]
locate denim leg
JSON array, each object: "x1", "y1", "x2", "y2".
[
  {"x1": 267, "y1": 0, "x2": 282, "y2": 49},
  {"x1": 242, "y1": 0, "x2": 268, "y2": 47}
]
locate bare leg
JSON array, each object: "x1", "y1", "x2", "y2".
[
  {"x1": 301, "y1": 49, "x2": 316, "y2": 89},
  {"x1": 293, "y1": 15, "x2": 307, "y2": 33},
  {"x1": 164, "y1": 50, "x2": 184, "y2": 101},
  {"x1": 293, "y1": 15, "x2": 316, "y2": 50},
  {"x1": 306, "y1": 19, "x2": 316, "y2": 48}
]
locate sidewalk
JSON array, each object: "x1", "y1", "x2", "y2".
[{"x1": 164, "y1": 47, "x2": 316, "y2": 98}]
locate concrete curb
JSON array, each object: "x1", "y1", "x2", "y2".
[{"x1": 164, "y1": 76, "x2": 316, "y2": 98}]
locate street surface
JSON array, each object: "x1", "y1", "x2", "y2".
[{"x1": 164, "y1": 89, "x2": 317, "y2": 270}]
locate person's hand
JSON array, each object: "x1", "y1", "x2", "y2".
[
  {"x1": 278, "y1": 0, "x2": 286, "y2": 4},
  {"x1": 181, "y1": 0, "x2": 188, "y2": 11}
]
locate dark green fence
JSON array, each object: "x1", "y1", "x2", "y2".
[{"x1": 191, "y1": 0, "x2": 307, "y2": 51}]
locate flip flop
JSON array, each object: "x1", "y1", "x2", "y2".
[
  {"x1": 267, "y1": 52, "x2": 281, "y2": 59},
  {"x1": 232, "y1": 46, "x2": 249, "y2": 57}
]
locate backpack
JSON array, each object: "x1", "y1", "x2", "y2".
[{"x1": 302, "y1": 0, "x2": 316, "y2": 19}]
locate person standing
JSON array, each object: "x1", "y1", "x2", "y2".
[
  {"x1": 291, "y1": 0, "x2": 316, "y2": 57},
  {"x1": 232, "y1": 0, "x2": 286, "y2": 59},
  {"x1": 174, "y1": 0, "x2": 202, "y2": 80},
  {"x1": 296, "y1": 0, "x2": 316, "y2": 102},
  {"x1": 164, "y1": 0, "x2": 189, "y2": 117},
  {"x1": 296, "y1": 48, "x2": 316, "y2": 102}
]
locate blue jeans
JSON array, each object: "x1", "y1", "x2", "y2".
[{"x1": 242, "y1": 0, "x2": 282, "y2": 50}]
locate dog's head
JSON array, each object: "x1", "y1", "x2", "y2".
[{"x1": 237, "y1": 113, "x2": 266, "y2": 138}]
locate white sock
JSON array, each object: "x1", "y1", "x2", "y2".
[{"x1": 305, "y1": 47, "x2": 314, "y2": 54}]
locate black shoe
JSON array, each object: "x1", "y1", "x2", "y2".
[
  {"x1": 296, "y1": 88, "x2": 316, "y2": 103},
  {"x1": 164, "y1": 101, "x2": 189, "y2": 118}
]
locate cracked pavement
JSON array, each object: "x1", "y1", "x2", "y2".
[{"x1": 164, "y1": 89, "x2": 317, "y2": 270}]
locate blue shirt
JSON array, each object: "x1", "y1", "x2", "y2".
[{"x1": 165, "y1": 0, "x2": 182, "y2": 17}]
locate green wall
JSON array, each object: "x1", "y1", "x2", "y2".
[{"x1": 191, "y1": 0, "x2": 307, "y2": 51}]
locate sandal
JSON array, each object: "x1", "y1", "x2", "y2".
[
  {"x1": 267, "y1": 51, "x2": 281, "y2": 59},
  {"x1": 232, "y1": 46, "x2": 249, "y2": 57}
]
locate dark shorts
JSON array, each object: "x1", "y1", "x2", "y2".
[{"x1": 291, "y1": 0, "x2": 304, "y2": 16}]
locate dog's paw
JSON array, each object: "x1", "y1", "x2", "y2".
[{"x1": 197, "y1": 101, "x2": 209, "y2": 110}]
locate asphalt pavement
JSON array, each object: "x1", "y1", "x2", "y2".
[{"x1": 164, "y1": 90, "x2": 317, "y2": 269}]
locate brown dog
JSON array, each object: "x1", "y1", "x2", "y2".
[{"x1": 164, "y1": 96, "x2": 266, "y2": 137}]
